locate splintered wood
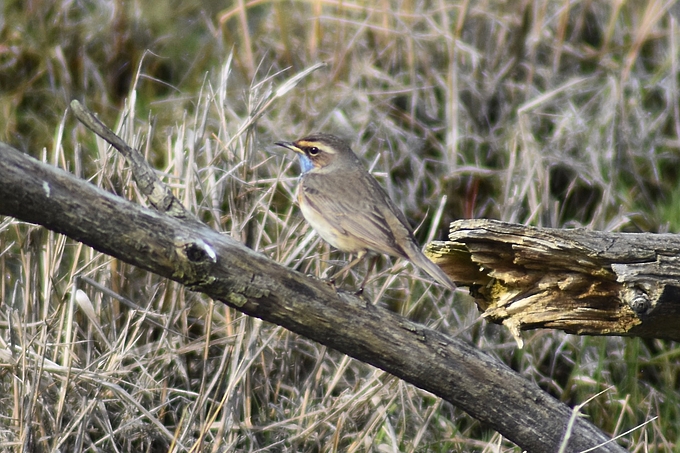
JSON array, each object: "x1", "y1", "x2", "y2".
[{"x1": 425, "y1": 219, "x2": 680, "y2": 345}]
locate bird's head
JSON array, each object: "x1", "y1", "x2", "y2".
[{"x1": 275, "y1": 134, "x2": 356, "y2": 174}]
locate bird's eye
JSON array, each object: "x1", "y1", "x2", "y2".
[{"x1": 308, "y1": 147, "x2": 320, "y2": 156}]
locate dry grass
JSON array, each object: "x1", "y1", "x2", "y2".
[{"x1": 2, "y1": 1, "x2": 680, "y2": 451}]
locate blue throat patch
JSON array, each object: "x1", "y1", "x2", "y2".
[{"x1": 298, "y1": 154, "x2": 314, "y2": 173}]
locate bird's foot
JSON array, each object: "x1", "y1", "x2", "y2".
[{"x1": 323, "y1": 277, "x2": 338, "y2": 289}]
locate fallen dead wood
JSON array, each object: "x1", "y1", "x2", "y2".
[{"x1": 426, "y1": 219, "x2": 680, "y2": 346}]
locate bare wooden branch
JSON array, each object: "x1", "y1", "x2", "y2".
[
  {"x1": 426, "y1": 219, "x2": 680, "y2": 345},
  {"x1": 0, "y1": 141, "x2": 626, "y2": 453},
  {"x1": 69, "y1": 100, "x2": 191, "y2": 219}
]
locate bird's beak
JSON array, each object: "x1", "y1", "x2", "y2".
[{"x1": 275, "y1": 141, "x2": 303, "y2": 154}]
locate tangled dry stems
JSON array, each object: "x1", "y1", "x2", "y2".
[{"x1": 1, "y1": 1, "x2": 679, "y2": 451}]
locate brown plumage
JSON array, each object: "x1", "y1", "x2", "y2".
[{"x1": 276, "y1": 133, "x2": 456, "y2": 291}]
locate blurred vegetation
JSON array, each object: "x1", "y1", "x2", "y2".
[{"x1": 2, "y1": 0, "x2": 680, "y2": 451}]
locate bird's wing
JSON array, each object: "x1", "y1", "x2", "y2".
[{"x1": 302, "y1": 171, "x2": 411, "y2": 258}]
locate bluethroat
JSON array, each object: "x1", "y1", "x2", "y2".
[{"x1": 275, "y1": 134, "x2": 456, "y2": 291}]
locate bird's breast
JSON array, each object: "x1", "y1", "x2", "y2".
[{"x1": 296, "y1": 182, "x2": 365, "y2": 253}]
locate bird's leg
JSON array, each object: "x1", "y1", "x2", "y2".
[
  {"x1": 356, "y1": 255, "x2": 378, "y2": 295},
  {"x1": 330, "y1": 250, "x2": 367, "y2": 283}
]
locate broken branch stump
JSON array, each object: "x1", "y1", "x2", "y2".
[{"x1": 426, "y1": 219, "x2": 680, "y2": 344}]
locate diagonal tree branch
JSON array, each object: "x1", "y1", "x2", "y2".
[
  {"x1": 69, "y1": 100, "x2": 192, "y2": 219},
  {"x1": 0, "y1": 136, "x2": 626, "y2": 453}
]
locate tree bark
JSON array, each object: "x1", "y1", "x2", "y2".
[
  {"x1": 426, "y1": 220, "x2": 680, "y2": 346},
  {"x1": 0, "y1": 139, "x2": 626, "y2": 453}
]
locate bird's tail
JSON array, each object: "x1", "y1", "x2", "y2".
[{"x1": 403, "y1": 243, "x2": 457, "y2": 291}]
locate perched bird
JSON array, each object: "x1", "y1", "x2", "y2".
[{"x1": 275, "y1": 133, "x2": 456, "y2": 291}]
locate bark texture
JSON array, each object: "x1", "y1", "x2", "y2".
[{"x1": 426, "y1": 219, "x2": 680, "y2": 345}]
